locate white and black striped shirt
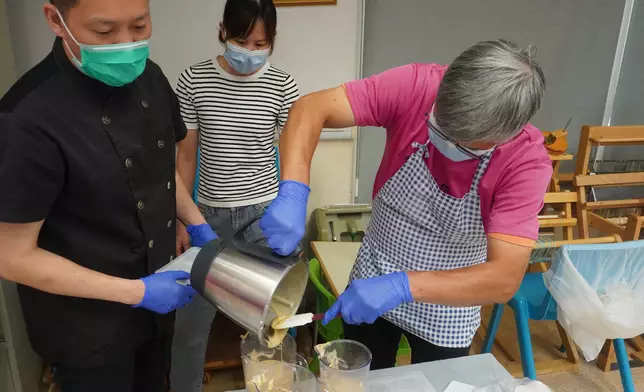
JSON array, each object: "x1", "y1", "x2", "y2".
[{"x1": 176, "y1": 59, "x2": 299, "y2": 208}]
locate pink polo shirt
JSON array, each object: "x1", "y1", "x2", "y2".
[{"x1": 345, "y1": 63, "x2": 552, "y2": 242}]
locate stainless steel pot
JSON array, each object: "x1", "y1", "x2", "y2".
[{"x1": 190, "y1": 217, "x2": 309, "y2": 340}]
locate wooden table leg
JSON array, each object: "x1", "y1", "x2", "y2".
[
  {"x1": 550, "y1": 161, "x2": 562, "y2": 192},
  {"x1": 596, "y1": 337, "x2": 644, "y2": 372},
  {"x1": 556, "y1": 321, "x2": 580, "y2": 364},
  {"x1": 598, "y1": 340, "x2": 617, "y2": 372},
  {"x1": 629, "y1": 336, "x2": 644, "y2": 352},
  {"x1": 564, "y1": 201, "x2": 574, "y2": 240}
]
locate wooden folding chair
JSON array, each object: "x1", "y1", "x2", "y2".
[
  {"x1": 548, "y1": 153, "x2": 574, "y2": 192},
  {"x1": 539, "y1": 191, "x2": 578, "y2": 241},
  {"x1": 571, "y1": 125, "x2": 644, "y2": 372},
  {"x1": 590, "y1": 213, "x2": 644, "y2": 241},
  {"x1": 574, "y1": 125, "x2": 644, "y2": 240}
]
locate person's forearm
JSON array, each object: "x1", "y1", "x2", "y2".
[
  {"x1": 280, "y1": 87, "x2": 357, "y2": 184},
  {"x1": 407, "y1": 262, "x2": 522, "y2": 307},
  {"x1": 175, "y1": 171, "x2": 206, "y2": 226},
  {"x1": 1, "y1": 248, "x2": 144, "y2": 305},
  {"x1": 279, "y1": 96, "x2": 326, "y2": 185},
  {"x1": 176, "y1": 141, "x2": 197, "y2": 197}
]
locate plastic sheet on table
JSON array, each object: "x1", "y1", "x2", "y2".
[
  {"x1": 543, "y1": 241, "x2": 644, "y2": 360},
  {"x1": 472, "y1": 378, "x2": 552, "y2": 391}
]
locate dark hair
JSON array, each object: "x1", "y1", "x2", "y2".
[
  {"x1": 218, "y1": 0, "x2": 277, "y2": 53},
  {"x1": 50, "y1": 0, "x2": 78, "y2": 15}
]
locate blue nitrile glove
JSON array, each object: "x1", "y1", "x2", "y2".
[
  {"x1": 186, "y1": 223, "x2": 218, "y2": 247},
  {"x1": 133, "y1": 270, "x2": 197, "y2": 314},
  {"x1": 259, "y1": 180, "x2": 310, "y2": 256},
  {"x1": 323, "y1": 272, "x2": 413, "y2": 325}
]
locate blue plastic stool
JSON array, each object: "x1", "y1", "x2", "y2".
[
  {"x1": 481, "y1": 242, "x2": 638, "y2": 392},
  {"x1": 482, "y1": 273, "x2": 557, "y2": 380},
  {"x1": 614, "y1": 338, "x2": 635, "y2": 392}
]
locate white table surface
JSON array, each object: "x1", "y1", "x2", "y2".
[
  {"x1": 310, "y1": 241, "x2": 361, "y2": 297},
  {"x1": 228, "y1": 353, "x2": 512, "y2": 392},
  {"x1": 370, "y1": 354, "x2": 511, "y2": 391}
]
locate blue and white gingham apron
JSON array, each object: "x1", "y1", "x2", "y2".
[{"x1": 349, "y1": 141, "x2": 494, "y2": 348}]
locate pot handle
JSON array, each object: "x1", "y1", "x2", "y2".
[{"x1": 231, "y1": 215, "x2": 303, "y2": 265}]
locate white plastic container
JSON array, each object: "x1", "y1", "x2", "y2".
[{"x1": 367, "y1": 371, "x2": 436, "y2": 392}]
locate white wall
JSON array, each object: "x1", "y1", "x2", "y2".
[
  {"x1": 151, "y1": 0, "x2": 361, "y2": 218},
  {"x1": 149, "y1": 0, "x2": 360, "y2": 94},
  {"x1": 274, "y1": 1, "x2": 360, "y2": 215},
  {"x1": 5, "y1": 0, "x2": 362, "y2": 220},
  {"x1": 0, "y1": 0, "x2": 17, "y2": 94},
  {"x1": 5, "y1": 0, "x2": 53, "y2": 77}
]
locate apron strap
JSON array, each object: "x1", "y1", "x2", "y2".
[
  {"x1": 469, "y1": 149, "x2": 495, "y2": 193},
  {"x1": 412, "y1": 140, "x2": 493, "y2": 194},
  {"x1": 412, "y1": 141, "x2": 430, "y2": 158}
]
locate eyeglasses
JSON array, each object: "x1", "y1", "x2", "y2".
[{"x1": 424, "y1": 112, "x2": 483, "y2": 160}]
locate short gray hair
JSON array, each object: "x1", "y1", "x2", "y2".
[{"x1": 434, "y1": 39, "x2": 546, "y2": 144}]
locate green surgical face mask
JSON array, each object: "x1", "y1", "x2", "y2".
[{"x1": 57, "y1": 9, "x2": 150, "y2": 87}]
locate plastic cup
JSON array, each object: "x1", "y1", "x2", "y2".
[
  {"x1": 317, "y1": 340, "x2": 372, "y2": 392},
  {"x1": 245, "y1": 362, "x2": 317, "y2": 392},
  {"x1": 241, "y1": 333, "x2": 298, "y2": 391},
  {"x1": 316, "y1": 380, "x2": 337, "y2": 392},
  {"x1": 296, "y1": 354, "x2": 309, "y2": 368},
  {"x1": 241, "y1": 332, "x2": 297, "y2": 363}
]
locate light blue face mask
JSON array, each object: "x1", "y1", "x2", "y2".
[
  {"x1": 427, "y1": 112, "x2": 494, "y2": 162},
  {"x1": 224, "y1": 42, "x2": 269, "y2": 75},
  {"x1": 57, "y1": 9, "x2": 149, "y2": 87}
]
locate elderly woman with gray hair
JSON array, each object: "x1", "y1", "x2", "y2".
[{"x1": 259, "y1": 39, "x2": 552, "y2": 368}]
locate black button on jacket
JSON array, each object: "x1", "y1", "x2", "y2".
[{"x1": 0, "y1": 38, "x2": 187, "y2": 368}]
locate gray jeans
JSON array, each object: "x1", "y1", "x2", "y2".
[{"x1": 170, "y1": 201, "x2": 269, "y2": 392}]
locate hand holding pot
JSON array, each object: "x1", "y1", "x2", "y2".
[
  {"x1": 134, "y1": 270, "x2": 196, "y2": 314},
  {"x1": 260, "y1": 180, "x2": 310, "y2": 256}
]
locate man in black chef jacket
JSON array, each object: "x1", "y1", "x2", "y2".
[{"x1": 0, "y1": 0, "x2": 220, "y2": 391}]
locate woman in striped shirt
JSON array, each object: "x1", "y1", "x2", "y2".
[{"x1": 171, "y1": 0, "x2": 299, "y2": 390}]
